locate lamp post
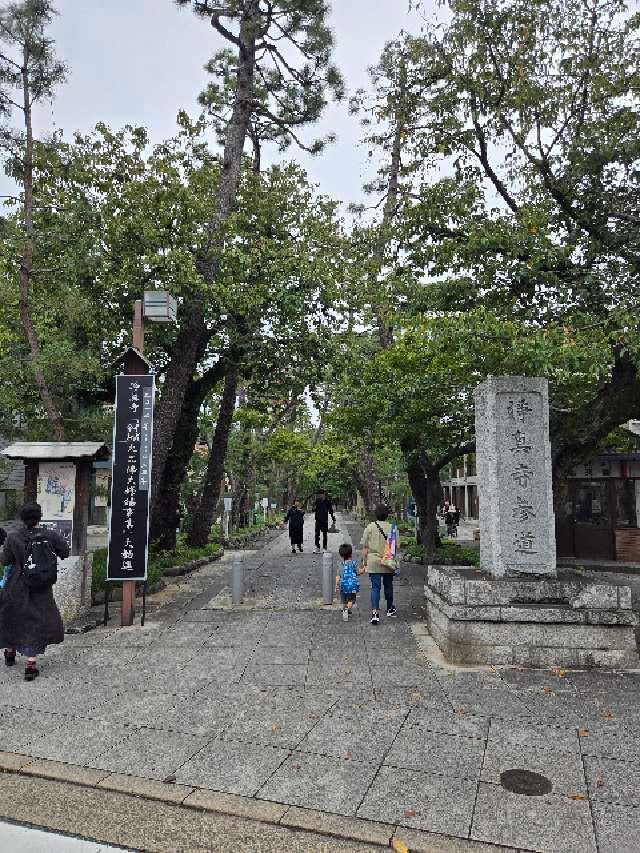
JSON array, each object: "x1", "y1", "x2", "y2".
[{"x1": 119, "y1": 291, "x2": 177, "y2": 627}]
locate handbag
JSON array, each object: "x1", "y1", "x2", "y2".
[{"x1": 375, "y1": 522, "x2": 399, "y2": 574}]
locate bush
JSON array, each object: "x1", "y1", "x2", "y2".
[
  {"x1": 401, "y1": 540, "x2": 480, "y2": 567},
  {"x1": 92, "y1": 542, "x2": 223, "y2": 594}
]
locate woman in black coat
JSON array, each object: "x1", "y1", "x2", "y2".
[
  {"x1": 284, "y1": 499, "x2": 305, "y2": 554},
  {"x1": 0, "y1": 502, "x2": 69, "y2": 681}
]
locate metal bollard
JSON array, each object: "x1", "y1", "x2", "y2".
[
  {"x1": 232, "y1": 554, "x2": 244, "y2": 605},
  {"x1": 322, "y1": 551, "x2": 334, "y2": 605}
]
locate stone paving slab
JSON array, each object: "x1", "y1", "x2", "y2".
[
  {"x1": 385, "y1": 727, "x2": 485, "y2": 780},
  {"x1": 298, "y1": 707, "x2": 407, "y2": 762},
  {"x1": 258, "y1": 751, "x2": 379, "y2": 816},
  {"x1": 471, "y1": 782, "x2": 597, "y2": 853},
  {"x1": 486, "y1": 718, "x2": 580, "y2": 754},
  {"x1": 27, "y1": 718, "x2": 131, "y2": 766},
  {"x1": 592, "y1": 800, "x2": 640, "y2": 853},
  {"x1": 583, "y1": 754, "x2": 639, "y2": 804},
  {"x1": 87, "y1": 728, "x2": 209, "y2": 781},
  {"x1": 357, "y1": 765, "x2": 477, "y2": 836},
  {"x1": 481, "y1": 742, "x2": 587, "y2": 797},
  {"x1": 175, "y1": 738, "x2": 291, "y2": 796}
]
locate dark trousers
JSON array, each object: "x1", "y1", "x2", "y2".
[
  {"x1": 370, "y1": 573, "x2": 394, "y2": 611},
  {"x1": 315, "y1": 522, "x2": 328, "y2": 549}
]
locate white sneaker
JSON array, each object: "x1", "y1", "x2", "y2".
[
  {"x1": 342, "y1": 608, "x2": 349, "y2": 622},
  {"x1": 314, "y1": 547, "x2": 320, "y2": 554}
]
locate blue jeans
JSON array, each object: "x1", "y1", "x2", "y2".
[{"x1": 370, "y1": 573, "x2": 394, "y2": 611}]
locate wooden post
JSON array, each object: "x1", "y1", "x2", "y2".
[
  {"x1": 24, "y1": 462, "x2": 38, "y2": 503},
  {"x1": 121, "y1": 300, "x2": 146, "y2": 627},
  {"x1": 72, "y1": 460, "x2": 92, "y2": 557}
]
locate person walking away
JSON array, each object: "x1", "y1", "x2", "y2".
[
  {"x1": 335, "y1": 543, "x2": 363, "y2": 621},
  {"x1": 313, "y1": 489, "x2": 335, "y2": 553},
  {"x1": 361, "y1": 504, "x2": 399, "y2": 625},
  {"x1": 445, "y1": 508, "x2": 455, "y2": 537},
  {"x1": 284, "y1": 499, "x2": 305, "y2": 554},
  {"x1": 0, "y1": 502, "x2": 69, "y2": 681}
]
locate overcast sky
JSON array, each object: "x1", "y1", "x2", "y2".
[{"x1": 1, "y1": 0, "x2": 431, "y2": 207}]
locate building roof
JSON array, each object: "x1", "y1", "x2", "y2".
[{"x1": 2, "y1": 442, "x2": 110, "y2": 462}]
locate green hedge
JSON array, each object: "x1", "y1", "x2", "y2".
[
  {"x1": 92, "y1": 542, "x2": 224, "y2": 594},
  {"x1": 403, "y1": 540, "x2": 480, "y2": 566}
]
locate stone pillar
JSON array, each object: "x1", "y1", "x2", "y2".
[{"x1": 474, "y1": 376, "x2": 556, "y2": 578}]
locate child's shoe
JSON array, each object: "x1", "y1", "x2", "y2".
[
  {"x1": 370, "y1": 611, "x2": 380, "y2": 625},
  {"x1": 386, "y1": 607, "x2": 398, "y2": 618},
  {"x1": 342, "y1": 608, "x2": 349, "y2": 622}
]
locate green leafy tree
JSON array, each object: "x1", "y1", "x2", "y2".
[
  {"x1": 150, "y1": 0, "x2": 344, "y2": 533},
  {"x1": 402, "y1": 0, "x2": 640, "y2": 470},
  {"x1": 0, "y1": 0, "x2": 67, "y2": 437}
]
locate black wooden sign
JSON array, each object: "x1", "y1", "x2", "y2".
[{"x1": 107, "y1": 375, "x2": 154, "y2": 581}]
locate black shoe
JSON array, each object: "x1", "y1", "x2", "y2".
[
  {"x1": 298, "y1": 546, "x2": 303, "y2": 552},
  {"x1": 386, "y1": 607, "x2": 398, "y2": 618},
  {"x1": 24, "y1": 665, "x2": 39, "y2": 682},
  {"x1": 370, "y1": 611, "x2": 380, "y2": 625},
  {"x1": 292, "y1": 547, "x2": 296, "y2": 554},
  {"x1": 4, "y1": 650, "x2": 15, "y2": 667}
]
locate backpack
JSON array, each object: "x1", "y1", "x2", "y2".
[
  {"x1": 340, "y1": 560, "x2": 360, "y2": 595},
  {"x1": 23, "y1": 531, "x2": 59, "y2": 591}
]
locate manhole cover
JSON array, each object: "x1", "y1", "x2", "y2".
[{"x1": 500, "y1": 769, "x2": 553, "y2": 796}]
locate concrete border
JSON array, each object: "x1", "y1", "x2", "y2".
[{"x1": 0, "y1": 752, "x2": 518, "y2": 852}]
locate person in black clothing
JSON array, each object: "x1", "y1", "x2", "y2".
[
  {"x1": 0, "y1": 502, "x2": 69, "y2": 681},
  {"x1": 284, "y1": 500, "x2": 305, "y2": 554},
  {"x1": 313, "y1": 489, "x2": 335, "y2": 553}
]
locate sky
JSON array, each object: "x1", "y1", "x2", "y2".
[{"x1": 1, "y1": 0, "x2": 430, "y2": 207}]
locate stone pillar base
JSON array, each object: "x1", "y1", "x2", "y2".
[
  {"x1": 54, "y1": 554, "x2": 93, "y2": 624},
  {"x1": 425, "y1": 565, "x2": 639, "y2": 669}
]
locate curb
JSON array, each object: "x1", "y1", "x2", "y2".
[{"x1": 0, "y1": 752, "x2": 518, "y2": 852}]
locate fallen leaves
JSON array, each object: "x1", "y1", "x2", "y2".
[
  {"x1": 568, "y1": 794, "x2": 586, "y2": 801},
  {"x1": 391, "y1": 840, "x2": 410, "y2": 853},
  {"x1": 596, "y1": 777, "x2": 605, "y2": 788},
  {"x1": 550, "y1": 667, "x2": 567, "y2": 678},
  {"x1": 602, "y1": 711, "x2": 615, "y2": 721},
  {"x1": 162, "y1": 775, "x2": 176, "y2": 784},
  {"x1": 579, "y1": 729, "x2": 590, "y2": 737},
  {"x1": 291, "y1": 763, "x2": 302, "y2": 771},
  {"x1": 542, "y1": 686, "x2": 556, "y2": 695},
  {"x1": 403, "y1": 808, "x2": 416, "y2": 818}
]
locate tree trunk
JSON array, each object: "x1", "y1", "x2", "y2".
[
  {"x1": 150, "y1": 4, "x2": 259, "y2": 517},
  {"x1": 187, "y1": 365, "x2": 240, "y2": 547},
  {"x1": 149, "y1": 376, "x2": 204, "y2": 550},
  {"x1": 406, "y1": 458, "x2": 441, "y2": 559},
  {"x1": 353, "y1": 451, "x2": 379, "y2": 518},
  {"x1": 18, "y1": 47, "x2": 64, "y2": 440},
  {"x1": 149, "y1": 360, "x2": 227, "y2": 548}
]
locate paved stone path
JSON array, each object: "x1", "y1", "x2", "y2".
[{"x1": 0, "y1": 514, "x2": 638, "y2": 852}]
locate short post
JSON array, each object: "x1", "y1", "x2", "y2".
[
  {"x1": 322, "y1": 551, "x2": 334, "y2": 605},
  {"x1": 232, "y1": 553, "x2": 244, "y2": 605}
]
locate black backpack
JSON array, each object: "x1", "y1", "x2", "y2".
[{"x1": 23, "y1": 531, "x2": 59, "y2": 591}]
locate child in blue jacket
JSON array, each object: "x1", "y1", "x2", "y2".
[{"x1": 335, "y1": 543, "x2": 364, "y2": 622}]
